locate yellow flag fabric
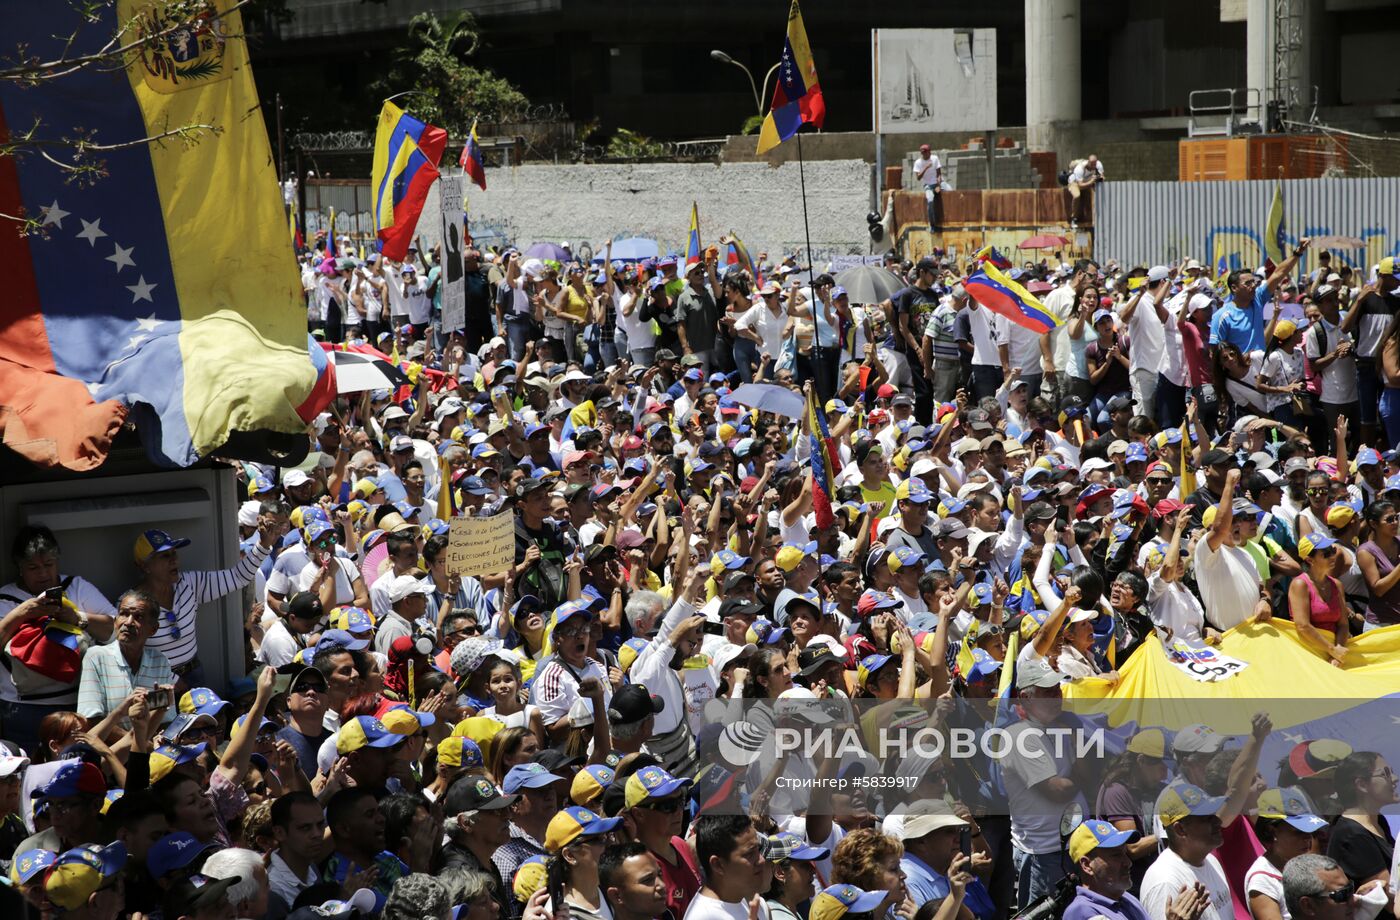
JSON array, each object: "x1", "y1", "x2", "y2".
[
  {"x1": 1064, "y1": 621, "x2": 1400, "y2": 732},
  {"x1": 1178, "y1": 421, "x2": 1194, "y2": 501}
]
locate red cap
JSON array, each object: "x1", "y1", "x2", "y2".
[
  {"x1": 622, "y1": 435, "x2": 644, "y2": 451},
  {"x1": 1145, "y1": 460, "x2": 1171, "y2": 477},
  {"x1": 877, "y1": 383, "x2": 896, "y2": 399},
  {"x1": 563, "y1": 450, "x2": 596, "y2": 469},
  {"x1": 1153, "y1": 498, "x2": 1184, "y2": 518},
  {"x1": 740, "y1": 476, "x2": 759, "y2": 493}
]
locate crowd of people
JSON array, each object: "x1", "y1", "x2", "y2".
[{"x1": 2, "y1": 231, "x2": 1399, "y2": 920}]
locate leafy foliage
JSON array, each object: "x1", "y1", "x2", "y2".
[
  {"x1": 371, "y1": 12, "x2": 529, "y2": 133},
  {"x1": 605, "y1": 128, "x2": 666, "y2": 159}
]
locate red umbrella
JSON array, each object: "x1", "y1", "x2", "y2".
[
  {"x1": 1026, "y1": 281, "x2": 1054, "y2": 295},
  {"x1": 1019, "y1": 234, "x2": 1070, "y2": 250}
]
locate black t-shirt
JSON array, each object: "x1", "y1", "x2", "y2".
[
  {"x1": 889, "y1": 284, "x2": 940, "y2": 356},
  {"x1": 1327, "y1": 815, "x2": 1395, "y2": 888}
]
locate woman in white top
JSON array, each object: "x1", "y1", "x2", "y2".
[
  {"x1": 476, "y1": 656, "x2": 546, "y2": 746},
  {"x1": 1257, "y1": 320, "x2": 1306, "y2": 426},
  {"x1": 615, "y1": 274, "x2": 655, "y2": 365},
  {"x1": 1295, "y1": 471, "x2": 1335, "y2": 543}
]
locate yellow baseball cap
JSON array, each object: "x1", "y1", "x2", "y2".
[
  {"x1": 1156, "y1": 782, "x2": 1224, "y2": 827},
  {"x1": 436, "y1": 736, "x2": 483, "y2": 770},
  {"x1": 1126, "y1": 728, "x2": 1168, "y2": 758},
  {"x1": 1068, "y1": 819, "x2": 1138, "y2": 864},
  {"x1": 570, "y1": 764, "x2": 616, "y2": 807},
  {"x1": 44, "y1": 843, "x2": 126, "y2": 910},
  {"x1": 543, "y1": 805, "x2": 622, "y2": 854}
]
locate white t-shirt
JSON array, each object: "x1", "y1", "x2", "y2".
[
  {"x1": 1192, "y1": 536, "x2": 1261, "y2": 631},
  {"x1": 1147, "y1": 573, "x2": 1206, "y2": 644},
  {"x1": 1041, "y1": 285, "x2": 1077, "y2": 375},
  {"x1": 735, "y1": 303, "x2": 788, "y2": 360},
  {"x1": 256, "y1": 619, "x2": 303, "y2": 668},
  {"x1": 1259, "y1": 349, "x2": 1304, "y2": 411},
  {"x1": 1304, "y1": 318, "x2": 1358, "y2": 405},
  {"x1": 913, "y1": 155, "x2": 943, "y2": 188},
  {"x1": 382, "y1": 263, "x2": 407, "y2": 317},
  {"x1": 1002, "y1": 719, "x2": 1085, "y2": 854},
  {"x1": 995, "y1": 313, "x2": 1042, "y2": 373},
  {"x1": 965, "y1": 306, "x2": 1002, "y2": 366},
  {"x1": 404, "y1": 277, "x2": 431, "y2": 324},
  {"x1": 684, "y1": 893, "x2": 771, "y2": 920},
  {"x1": 291, "y1": 557, "x2": 362, "y2": 608},
  {"x1": 1140, "y1": 848, "x2": 1233, "y2": 920},
  {"x1": 1126, "y1": 298, "x2": 1166, "y2": 374},
  {"x1": 1244, "y1": 854, "x2": 1288, "y2": 920},
  {"x1": 615, "y1": 292, "x2": 655, "y2": 349},
  {"x1": 1161, "y1": 311, "x2": 1189, "y2": 387}
]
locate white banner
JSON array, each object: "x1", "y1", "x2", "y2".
[
  {"x1": 873, "y1": 29, "x2": 997, "y2": 134},
  {"x1": 438, "y1": 176, "x2": 466, "y2": 332},
  {"x1": 1164, "y1": 638, "x2": 1249, "y2": 683}
]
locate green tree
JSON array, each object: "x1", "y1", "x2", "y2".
[
  {"x1": 372, "y1": 12, "x2": 529, "y2": 133},
  {"x1": 605, "y1": 128, "x2": 666, "y2": 159}
]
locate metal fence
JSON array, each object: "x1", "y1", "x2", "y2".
[{"x1": 1094, "y1": 177, "x2": 1400, "y2": 271}]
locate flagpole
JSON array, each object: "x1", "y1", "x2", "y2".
[{"x1": 796, "y1": 131, "x2": 825, "y2": 399}]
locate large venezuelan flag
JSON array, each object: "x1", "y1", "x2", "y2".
[
  {"x1": 372, "y1": 101, "x2": 447, "y2": 262},
  {"x1": 964, "y1": 263, "x2": 1063, "y2": 334},
  {"x1": 0, "y1": 0, "x2": 316, "y2": 470},
  {"x1": 756, "y1": 0, "x2": 825, "y2": 155}
]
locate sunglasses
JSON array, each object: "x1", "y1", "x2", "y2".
[
  {"x1": 640, "y1": 796, "x2": 684, "y2": 813},
  {"x1": 1307, "y1": 487, "x2": 1329, "y2": 495},
  {"x1": 165, "y1": 610, "x2": 181, "y2": 640},
  {"x1": 1307, "y1": 884, "x2": 1354, "y2": 905}
]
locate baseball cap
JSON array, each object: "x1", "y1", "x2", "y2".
[
  {"x1": 1256, "y1": 787, "x2": 1328, "y2": 833},
  {"x1": 45, "y1": 842, "x2": 128, "y2": 910},
  {"x1": 570, "y1": 764, "x2": 616, "y2": 807},
  {"x1": 763, "y1": 831, "x2": 830, "y2": 863},
  {"x1": 10, "y1": 848, "x2": 56, "y2": 886},
  {"x1": 387, "y1": 573, "x2": 433, "y2": 604},
  {"x1": 33, "y1": 760, "x2": 106, "y2": 800},
  {"x1": 313, "y1": 629, "x2": 369, "y2": 660},
  {"x1": 796, "y1": 644, "x2": 842, "y2": 677},
  {"x1": 178, "y1": 687, "x2": 230, "y2": 719},
  {"x1": 608, "y1": 685, "x2": 665, "y2": 725},
  {"x1": 147, "y1": 832, "x2": 216, "y2": 881},
  {"x1": 1288, "y1": 739, "x2": 1352, "y2": 779},
  {"x1": 1172, "y1": 723, "x2": 1226, "y2": 755},
  {"x1": 443, "y1": 776, "x2": 518, "y2": 814},
  {"x1": 810, "y1": 884, "x2": 889, "y2": 920},
  {"x1": 436, "y1": 736, "x2": 484, "y2": 770},
  {"x1": 133, "y1": 528, "x2": 191, "y2": 564},
  {"x1": 149, "y1": 742, "x2": 208, "y2": 782},
  {"x1": 544, "y1": 805, "x2": 622, "y2": 853},
  {"x1": 1126, "y1": 728, "x2": 1169, "y2": 758},
  {"x1": 273, "y1": 662, "x2": 327, "y2": 697},
  {"x1": 1068, "y1": 819, "x2": 1138, "y2": 863},
  {"x1": 287, "y1": 889, "x2": 378, "y2": 920},
  {"x1": 503, "y1": 763, "x2": 565, "y2": 794},
  {"x1": 1298, "y1": 533, "x2": 1338, "y2": 558},
  {"x1": 336, "y1": 716, "x2": 404, "y2": 755},
  {"x1": 624, "y1": 765, "x2": 690, "y2": 808},
  {"x1": 1015, "y1": 656, "x2": 1067, "y2": 690},
  {"x1": 900, "y1": 808, "x2": 969, "y2": 841},
  {"x1": 329, "y1": 605, "x2": 375, "y2": 634},
  {"x1": 163, "y1": 874, "x2": 241, "y2": 919},
  {"x1": 894, "y1": 479, "x2": 933, "y2": 503},
  {"x1": 887, "y1": 545, "x2": 927, "y2": 572},
  {"x1": 1156, "y1": 782, "x2": 1225, "y2": 826}
]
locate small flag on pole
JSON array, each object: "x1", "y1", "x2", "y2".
[
  {"x1": 973, "y1": 245, "x2": 1013, "y2": 270},
  {"x1": 1178, "y1": 419, "x2": 1195, "y2": 501},
  {"x1": 804, "y1": 386, "x2": 841, "y2": 530},
  {"x1": 964, "y1": 263, "x2": 1063, "y2": 334},
  {"x1": 1264, "y1": 179, "x2": 1286, "y2": 265},
  {"x1": 460, "y1": 118, "x2": 487, "y2": 191},
  {"x1": 371, "y1": 100, "x2": 448, "y2": 262},
  {"x1": 756, "y1": 0, "x2": 825, "y2": 155},
  {"x1": 685, "y1": 202, "x2": 702, "y2": 272}
]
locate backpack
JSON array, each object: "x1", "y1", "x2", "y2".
[{"x1": 1303, "y1": 322, "x2": 1326, "y2": 397}]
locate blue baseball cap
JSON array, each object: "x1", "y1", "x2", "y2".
[
  {"x1": 503, "y1": 763, "x2": 565, "y2": 794},
  {"x1": 147, "y1": 832, "x2": 216, "y2": 881},
  {"x1": 459, "y1": 476, "x2": 493, "y2": 496},
  {"x1": 888, "y1": 545, "x2": 926, "y2": 572},
  {"x1": 313, "y1": 629, "x2": 369, "y2": 660},
  {"x1": 133, "y1": 528, "x2": 191, "y2": 564},
  {"x1": 1068, "y1": 819, "x2": 1139, "y2": 863},
  {"x1": 1125, "y1": 443, "x2": 1149, "y2": 464}
]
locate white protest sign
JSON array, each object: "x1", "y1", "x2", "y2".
[
  {"x1": 438, "y1": 176, "x2": 466, "y2": 332},
  {"x1": 1164, "y1": 638, "x2": 1249, "y2": 683},
  {"x1": 447, "y1": 513, "x2": 514, "y2": 577}
]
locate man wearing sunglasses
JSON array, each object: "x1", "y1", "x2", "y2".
[{"x1": 1282, "y1": 854, "x2": 1366, "y2": 920}]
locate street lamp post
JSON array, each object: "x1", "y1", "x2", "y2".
[{"x1": 710, "y1": 49, "x2": 762, "y2": 116}]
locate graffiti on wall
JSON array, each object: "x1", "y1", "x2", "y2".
[{"x1": 1204, "y1": 226, "x2": 1400, "y2": 277}]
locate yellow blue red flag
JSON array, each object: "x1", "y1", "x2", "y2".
[
  {"x1": 371, "y1": 100, "x2": 447, "y2": 262},
  {"x1": 964, "y1": 262, "x2": 1063, "y2": 334},
  {"x1": 973, "y1": 245, "x2": 1013, "y2": 270},
  {"x1": 685, "y1": 202, "x2": 702, "y2": 272},
  {"x1": 756, "y1": 0, "x2": 826, "y2": 155},
  {"x1": 804, "y1": 387, "x2": 841, "y2": 529},
  {"x1": 1264, "y1": 179, "x2": 1286, "y2": 265},
  {"x1": 0, "y1": 0, "x2": 316, "y2": 470},
  {"x1": 460, "y1": 118, "x2": 487, "y2": 191}
]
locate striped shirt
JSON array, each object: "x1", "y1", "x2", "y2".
[
  {"x1": 529, "y1": 655, "x2": 610, "y2": 725},
  {"x1": 149, "y1": 542, "x2": 270, "y2": 666},
  {"x1": 76, "y1": 640, "x2": 176, "y2": 722}
]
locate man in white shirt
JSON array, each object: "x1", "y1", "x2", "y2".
[
  {"x1": 914, "y1": 143, "x2": 944, "y2": 227},
  {"x1": 1191, "y1": 467, "x2": 1267, "y2": 632},
  {"x1": 1003, "y1": 657, "x2": 1087, "y2": 908},
  {"x1": 256, "y1": 591, "x2": 321, "y2": 668},
  {"x1": 1121, "y1": 267, "x2": 1170, "y2": 419},
  {"x1": 684, "y1": 814, "x2": 772, "y2": 920},
  {"x1": 375, "y1": 574, "x2": 429, "y2": 655},
  {"x1": 1304, "y1": 285, "x2": 1358, "y2": 439},
  {"x1": 1140, "y1": 783, "x2": 1233, "y2": 920}
]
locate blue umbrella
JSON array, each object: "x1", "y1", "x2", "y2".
[
  {"x1": 524, "y1": 242, "x2": 571, "y2": 263},
  {"x1": 592, "y1": 237, "x2": 660, "y2": 263}
]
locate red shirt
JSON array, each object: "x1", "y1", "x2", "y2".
[
  {"x1": 1180, "y1": 321, "x2": 1211, "y2": 387},
  {"x1": 655, "y1": 835, "x2": 701, "y2": 920}
]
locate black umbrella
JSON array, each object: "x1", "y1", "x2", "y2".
[{"x1": 835, "y1": 265, "x2": 907, "y2": 304}]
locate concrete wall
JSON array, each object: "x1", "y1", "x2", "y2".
[{"x1": 461, "y1": 160, "x2": 877, "y2": 263}]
